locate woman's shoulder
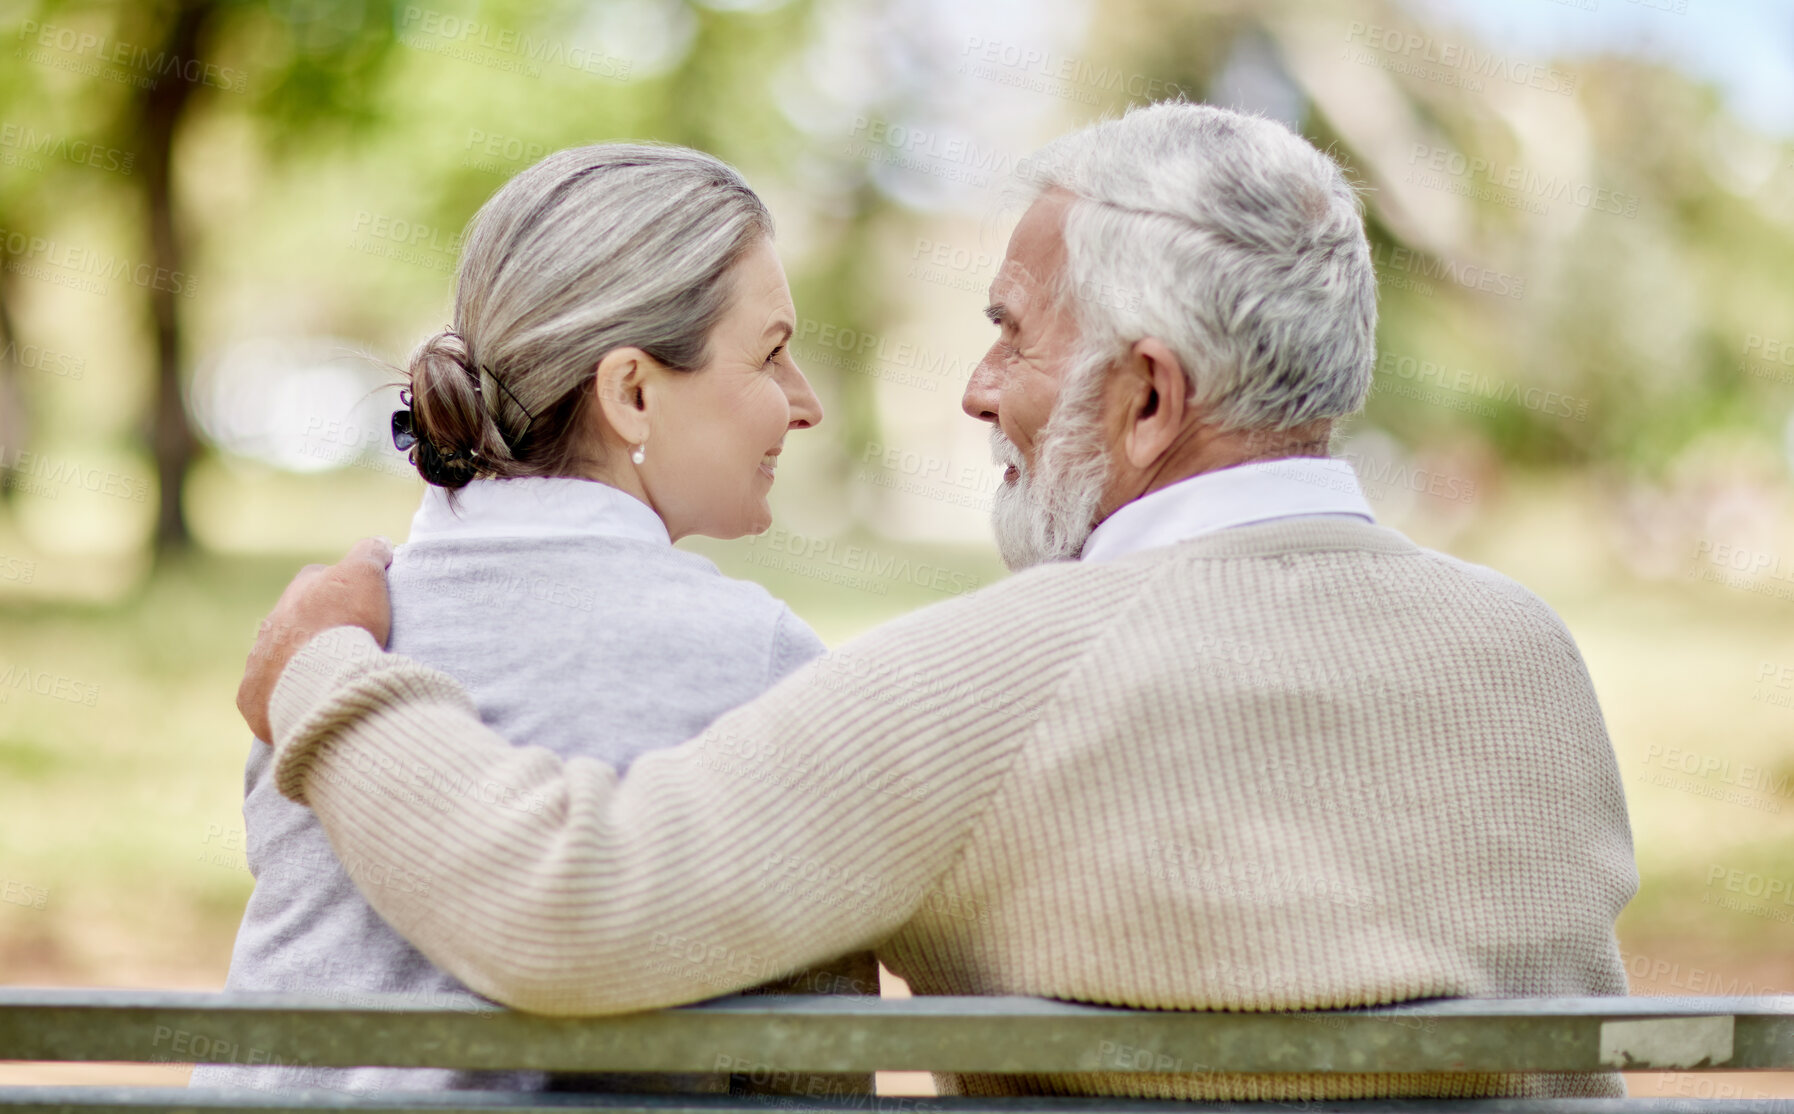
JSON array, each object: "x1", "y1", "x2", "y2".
[
  {"x1": 655, "y1": 546, "x2": 827, "y2": 673},
  {"x1": 654, "y1": 543, "x2": 800, "y2": 614},
  {"x1": 389, "y1": 534, "x2": 823, "y2": 694},
  {"x1": 392, "y1": 534, "x2": 810, "y2": 639}
]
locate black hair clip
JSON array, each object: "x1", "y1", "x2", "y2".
[
  {"x1": 393, "y1": 391, "x2": 470, "y2": 486},
  {"x1": 391, "y1": 409, "x2": 418, "y2": 452},
  {"x1": 480, "y1": 365, "x2": 537, "y2": 448},
  {"x1": 391, "y1": 388, "x2": 418, "y2": 452}
]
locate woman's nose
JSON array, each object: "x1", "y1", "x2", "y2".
[{"x1": 782, "y1": 361, "x2": 824, "y2": 429}]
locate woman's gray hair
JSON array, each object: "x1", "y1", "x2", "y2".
[
  {"x1": 1019, "y1": 102, "x2": 1376, "y2": 431},
  {"x1": 404, "y1": 143, "x2": 773, "y2": 489}
]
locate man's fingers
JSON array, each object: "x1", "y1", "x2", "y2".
[
  {"x1": 345, "y1": 536, "x2": 395, "y2": 570},
  {"x1": 238, "y1": 542, "x2": 394, "y2": 743},
  {"x1": 320, "y1": 556, "x2": 383, "y2": 601}
]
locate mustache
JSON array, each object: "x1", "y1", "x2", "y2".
[{"x1": 989, "y1": 427, "x2": 1025, "y2": 473}]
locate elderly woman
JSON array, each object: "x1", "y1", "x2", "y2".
[{"x1": 193, "y1": 145, "x2": 872, "y2": 1093}]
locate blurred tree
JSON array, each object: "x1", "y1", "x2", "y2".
[
  {"x1": 130, "y1": 1, "x2": 212, "y2": 557},
  {"x1": 0, "y1": 264, "x2": 26, "y2": 509},
  {"x1": 0, "y1": 18, "x2": 56, "y2": 509},
  {"x1": 10, "y1": 0, "x2": 401, "y2": 558},
  {"x1": 1089, "y1": 0, "x2": 1794, "y2": 477}
]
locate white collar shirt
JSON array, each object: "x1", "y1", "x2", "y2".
[{"x1": 1079, "y1": 457, "x2": 1375, "y2": 564}]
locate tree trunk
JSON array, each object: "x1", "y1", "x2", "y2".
[
  {"x1": 134, "y1": 1, "x2": 211, "y2": 557},
  {"x1": 0, "y1": 263, "x2": 25, "y2": 506}
]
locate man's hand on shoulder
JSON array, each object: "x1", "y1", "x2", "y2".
[{"x1": 238, "y1": 536, "x2": 395, "y2": 742}]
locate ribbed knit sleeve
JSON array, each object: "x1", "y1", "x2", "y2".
[{"x1": 268, "y1": 561, "x2": 1141, "y2": 1016}]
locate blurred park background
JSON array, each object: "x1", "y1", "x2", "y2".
[{"x1": 2, "y1": 0, "x2": 1794, "y2": 1095}]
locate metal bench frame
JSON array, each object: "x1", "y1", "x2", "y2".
[{"x1": 3, "y1": 991, "x2": 1791, "y2": 1112}]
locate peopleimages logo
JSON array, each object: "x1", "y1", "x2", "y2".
[
  {"x1": 398, "y1": 5, "x2": 633, "y2": 80},
  {"x1": 0, "y1": 879, "x2": 48, "y2": 910},
  {"x1": 0, "y1": 554, "x2": 35, "y2": 585},
  {"x1": 1707, "y1": 865, "x2": 1794, "y2": 905},
  {"x1": 1343, "y1": 21, "x2": 1579, "y2": 96},
  {"x1": 0, "y1": 444, "x2": 150, "y2": 504},
  {"x1": 1406, "y1": 144, "x2": 1639, "y2": 218},
  {"x1": 1643, "y1": 743, "x2": 1792, "y2": 798},
  {"x1": 0, "y1": 662, "x2": 99, "y2": 707},
  {"x1": 462, "y1": 128, "x2": 549, "y2": 173},
  {"x1": 1372, "y1": 351, "x2": 1590, "y2": 422},
  {"x1": 15, "y1": 20, "x2": 248, "y2": 92},
  {"x1": 1693, "y1": 540, "x2": 1794, "y2": 581},
  {"x1": 1740, "y1": 334, "x2": 1794, "y2": 386},
  {"x1": 1370, "y1": 243, "x2": 1526, "y2": 301},
  {"x1": 0, "y1": 227, "x2": 199, "y2": 299},
  {"x1": 844, "y1": 117, "x2": 1026, "y2": 189},
  {"x1": 957, "y1": 36, "x2": 1183, "y2": 104},
  {"x1": 0, "y1": 123, "x2": 134, "y2": 175},
  {"x1": 0, "y1": 340, "x2": 84, "y2": 380},
  {"x1": 743, "y1": 527, "x2": 983, "y2": 597}
]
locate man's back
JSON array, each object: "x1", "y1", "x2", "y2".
[{"x1": 870, "y1": 517, "x2": 1635, "y2": 1098}]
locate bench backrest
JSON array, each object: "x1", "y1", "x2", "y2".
[{"x1": 3, "y1": 991, "x2": 1791, "y2": 1075}]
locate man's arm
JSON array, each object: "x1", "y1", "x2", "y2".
[{"x1": 260, "y1": 559, "x2": 1131, "y2": 1016}]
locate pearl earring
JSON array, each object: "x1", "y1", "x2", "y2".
[{"x1": 631, "y1": 444, "x2": 646, "y2": 465}]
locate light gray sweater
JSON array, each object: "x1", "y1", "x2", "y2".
[{"x1": 193, "y1": 476, "x2": 831, "y2": 1093}]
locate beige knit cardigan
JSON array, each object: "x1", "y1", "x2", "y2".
[{"x1": 270, "y1": 518, "x2": 1638, "y2": 1100}]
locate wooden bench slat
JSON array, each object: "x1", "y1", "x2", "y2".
[
  {"x1": 1, "y1": 993, "x2": 1791, "y2": 1075},
  {"x1": 0, "y1": 1089, "x2": 1792, "y2": 1114}
]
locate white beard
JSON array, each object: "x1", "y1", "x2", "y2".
[{"x1": 988, "y1": 363, "x2": 1112, "y2": 570}]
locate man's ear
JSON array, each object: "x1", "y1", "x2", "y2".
[
  {"x1": 593, "y1": 347, "x2": 657, "y2": 447},
  {"x1": 1121, "y1": 338, "x2": 1188, "y2": 469}
]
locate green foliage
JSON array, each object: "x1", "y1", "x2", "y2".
[
  {"x1": 229, "y1": 0, "x2": 406, "y2": 142},
  {"x1": 1095, "y1": 0, "x2": 1794, "y2": 476}
]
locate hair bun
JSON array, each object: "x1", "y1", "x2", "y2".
[{"x1": 404, "y1": 328, "x2": 494, "y2": 489}]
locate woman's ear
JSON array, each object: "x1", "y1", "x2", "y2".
[{"x1": 593, "y1": 347, "x2": 657, "y2": 448}]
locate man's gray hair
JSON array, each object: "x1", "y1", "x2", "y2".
[{"x1": 1022, "y1": 102, "x2": 1376, "y2": 431}]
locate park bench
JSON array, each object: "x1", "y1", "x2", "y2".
[{"x1": 1, "y1": 990, "x2": 1791, "y2": 1112}]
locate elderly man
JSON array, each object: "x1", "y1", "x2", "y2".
[{"x1": 239, "y1": 103, "x2": 1636, "y2": 1101}]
